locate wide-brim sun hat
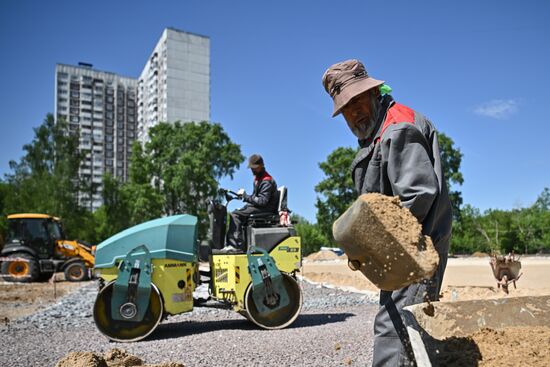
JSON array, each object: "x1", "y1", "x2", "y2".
[{"x1": 322, "y1": 59, "x2": 384, "y2": 117}]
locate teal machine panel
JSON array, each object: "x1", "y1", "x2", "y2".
[{"x1": 94, "y1": 215, "x2": 198, "y2": 269}]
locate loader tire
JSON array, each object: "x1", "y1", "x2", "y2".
[
  {"x1": 1, "y1": 252, "x2": 40, "y2": 283},
  {"x1": 64, "y1": 261, "x2": 89, "y2": 282}
]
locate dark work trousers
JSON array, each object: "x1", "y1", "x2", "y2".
[
  {"x1": 372, "y1": 235, "x2": 450, "y2": 367},
  {"x1": 226, "y1": 205, "x2": 270, "y2": 249}
]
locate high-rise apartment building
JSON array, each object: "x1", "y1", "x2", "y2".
[
  {"x1": 55, "y1": 28, "x2": 210, "y2": 210},
  {"x1": 55, "y1": 63, "x2": 138, "y2": 210},
  {"x1": 138, "y1": 28, "x2": 210, "y2": 142}
]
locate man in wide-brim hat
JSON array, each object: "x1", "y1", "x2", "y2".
[{"x1": 322, "y1": 59, "x2": 453, "y2": 366}]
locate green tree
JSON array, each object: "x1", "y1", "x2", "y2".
[
  {"x1": 3, "y1": 114, "x2": 92, "y2": 240},
  {"x1": 93, "y1": 174, "x2": 131, "y2": 242},
  {"x1": 123, "y1": 142, "x2": 164, "y2": 225},
  {"x1": 314, "y1": 147, "x2": 358, "y2": 244},
  {"x1": 449, "y1": 204, "x2": 484, "y2": 254},
  {"x1": 534, "y1": 187, "x2": 550, "y2": 211},
  {"x1": 438, "y1": 132, "x2": 464, "y2": 219},
  {"x1": 292, "y1": 214, "x2": 328, "y2": 256},
  {"x1": 140, "y1": 121, "x2": 244, "y2": 238},
  {"x1": 0, "y1": 180, "x2": 9, "y2": 244}
]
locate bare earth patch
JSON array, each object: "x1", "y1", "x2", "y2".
[
  {"x1": 431, "y1": 326, "x2": 550, "y2": 367},
  {"x1": 56, "y1": 348, "x2": 184, "y2": 367},
  {"x1": 303, "y1": 254, "x2": 550, "y2": 366},
  {"x1": 0, "y1": 275, "x2": 89, "y2": 321}
]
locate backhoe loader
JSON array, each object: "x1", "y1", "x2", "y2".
[{"x1": 0, "y1": 213, "x2": 95, "y2": 282}]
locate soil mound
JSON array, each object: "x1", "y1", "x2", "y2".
[
  {"x1": 471, "y1": 251, "x2": 489, "y2": 257},
  {"x1": 332, "y1": 193, "x2": 439, "y2": 291},
  {"x1": 305, "y1": 250, "x2": 341, "y2": 261},
  {"x1": 430, "y1": 326, "x2": 550, "y2": 366},
  {"x1": 55, "y1": 349, "x2": 184, "y2": 367}
]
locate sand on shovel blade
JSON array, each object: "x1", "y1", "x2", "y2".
[{"x1": 332, "y1": 193, "x2": 439, "y2": 291}]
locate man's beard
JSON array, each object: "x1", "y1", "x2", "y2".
[{"x1": 347, "y1": 97, "x2": 381, "y2": 140}]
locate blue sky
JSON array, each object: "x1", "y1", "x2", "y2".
[{"x1": 1, "y1": 0, "x2": 549, "y2": 221}]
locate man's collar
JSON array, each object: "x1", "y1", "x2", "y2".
[{"x1": 358, "y1": 94, "x2": 394, "y2": 148}]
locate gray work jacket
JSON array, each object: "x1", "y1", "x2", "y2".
[{"x1": 351, "y1": 96, "x2": 452, "y2": 250}]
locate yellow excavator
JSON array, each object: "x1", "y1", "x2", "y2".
[{"x1": 0, "y1": 213, "x2": 95, "y2": 282}]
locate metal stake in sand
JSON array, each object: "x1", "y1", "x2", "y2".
[{"x1": 49, "y1": 272, "x2": 57, "y2": 300}]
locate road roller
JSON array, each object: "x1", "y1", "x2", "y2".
[{"x1": 93, "y1": 188, "x2": 302, "y2": 342}]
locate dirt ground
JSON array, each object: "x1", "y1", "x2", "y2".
[
  {"x1": 429, "y1": 326, "x2": 550, "y2": 366},
  {"x1": 303, "y1": 253, "x2": 550, "y2": 366},
  {"x1": 303, "y1": 254, "x2": 550, "y2": 301},
  {"x1": 0, "y1": 274, "x2": 88, "y2": 321},
  {"x1": 56, "y1": 348, "x2": 183, "y2": 367},
  {"x1": 3, "y1": 254, "x2": 549, "y2": 366}
]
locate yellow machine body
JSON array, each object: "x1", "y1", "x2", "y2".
[
  {"x1": 55, "y1": 240, "x2": 95, "y2": 267},
  {"x1": 211, "y1": 236, "x2": 301, "y2": 311},
  {"x1": 97, "y1": 258, "x2": 196, "y2": 316},
  {"x1": 96, "y1": 236, "x2": 301, "y2": 315}
]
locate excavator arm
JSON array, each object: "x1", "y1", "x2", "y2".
[{"x1": 56, "y1": 240, "x2": 95, "y2": 267}]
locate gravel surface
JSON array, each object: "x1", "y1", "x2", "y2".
[{"x1": 0, "y1": 280, "x2": 380, "y2": 367}]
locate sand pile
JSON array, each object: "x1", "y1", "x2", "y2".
[
  {"x1": 429, "y1": 326, "x2": 550, "y2": 366},
  {"x1": 332, "y1": 193, "x2": 439, "y2": 291},
  {"x1": 305, "y1": 250, "x2": 341, "y2": 261},
  {"x1": 55, "y1": 348, "x2": 184, "y2": 367},
  {"x1": 471, "y1": 251, "x2": 489, "y2": 257}
]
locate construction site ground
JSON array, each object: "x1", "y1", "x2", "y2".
[
  {"x1": 302, "y1": 254, "x2": 550, "y2": 301},
  {"x1": 0, "y1": 275, "x2": 86, "y2": 321},
  {"x1": 0, "y1": 254, "x2": 549, "y2": 366}
]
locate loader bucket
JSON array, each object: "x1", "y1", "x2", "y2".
[{"x1": 402, "y1": 295, "x2": 550, "y2": 366}]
